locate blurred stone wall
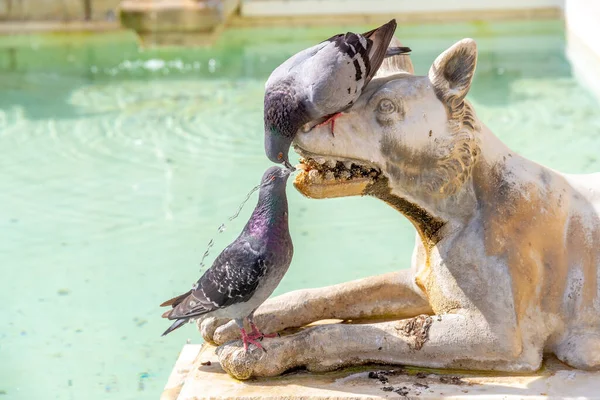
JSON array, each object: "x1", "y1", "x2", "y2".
[{"x1": 0, "y1": 0, "x2": 120, "y2": 22}]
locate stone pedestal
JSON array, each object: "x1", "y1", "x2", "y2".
[
  {"x1": 162, "y1": 343, "x2": 600, "y2": 399},
  {"x1": 119, "y1": 0, "x2": 239, "y2": 46}
]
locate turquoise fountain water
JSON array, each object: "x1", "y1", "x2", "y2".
[{"x1": 0, "y1": 20, "x2": 599, "y2": 400}]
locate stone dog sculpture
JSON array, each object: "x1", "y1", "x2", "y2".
[{"x1": 201, "y1": 38, "x2": 600, "y2": 380}]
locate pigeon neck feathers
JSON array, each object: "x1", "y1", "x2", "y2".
[
  {"x1": 243, "y1": 182, "x2": 289, "y2": 236},
  {"x1": 264, "y1": 78, "x2": 310, "y2": 139}
]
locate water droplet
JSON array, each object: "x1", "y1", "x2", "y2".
[
  {"x1": 208, "y1": 59, "x2": 216, "y2": 73},
  {"x1": 198, "y1": 183, "x2": 261, "y2": 273},
  {"x1": 199, "y1": 239, "x2": 215, "y2": 269},
  {"x1": 144, "y1": 59, "x2": 165, "y2": 71},
  {"x1": 228, "y1": 184, "x2": 261, "y2": 222}
]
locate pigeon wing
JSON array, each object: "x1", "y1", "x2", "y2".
[
  {"x1": 301, "y1": 35, "x2": 367, "y2": 117},
  {"x1": 165, "y1": 241, "x2": 268, "y2": 321},
  {"x1": 360, "y1": 19, "x2": 398, "y2": 87},
  {"x1": 265, "y1": 41, "x2": 328, "y2": 90},
  {"x1": 199, "y1": 241, "x2": 268, "y2": 308},
  {"x1": 308, "y1": 20, "x2": 398, "y2": 117}
]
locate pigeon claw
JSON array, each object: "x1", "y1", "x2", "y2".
[
  {"x1": 240, "y1": 328, "x2": 267, "y2": 353},
  {"x1": 247, "y1": 322, "x2": 278, "y2": 340},
  {"x1": 317, "y1": 112, "x2": 343, "y2": 137}
]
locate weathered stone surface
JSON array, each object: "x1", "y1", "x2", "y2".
[{"x1": 163, "y1": 343, "x2": 600, "y2": 399}]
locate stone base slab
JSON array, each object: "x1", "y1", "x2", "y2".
[{"x1": 162, "y1": 343, "x2": 600, "y2": 399}]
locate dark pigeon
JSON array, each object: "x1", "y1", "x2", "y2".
[
  {"x1": 160, "y1": 166, "x2": 294, "y2": 351},
  {"x1": 263, "y1": 19, "x2": 411, "y2": 169}
]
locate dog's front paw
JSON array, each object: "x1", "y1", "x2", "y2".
[
  {"x1": 198, "y1": 317, "x2": 236, "y2": 344},
  {"x1": 216, "y1": 335, "x2": 304, "y2": 379}
]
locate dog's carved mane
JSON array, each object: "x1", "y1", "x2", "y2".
[{"x1": 376, "y1": 40, "x2": 481, "y2": 198}]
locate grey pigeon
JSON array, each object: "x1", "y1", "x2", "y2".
[
  {"x1": 160, "y1": 166, "x2": 293, "y2": 351},
  {"x1": 264, "y1": 19, "x2": 410, "y2": 168}
]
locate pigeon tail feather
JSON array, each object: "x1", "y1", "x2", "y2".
[
  {"x1": 159, "y1": 290, "x2": 192, "y2": 307},
  {"x1": 161, "y1": 319, "x2": 188, "y2": 336},
  {"x1": 386, "y1": 46, "x2": 411, "y2": 57},
  {"x1": 361, "y1": 19, "x2": 398, "y2": 87}
]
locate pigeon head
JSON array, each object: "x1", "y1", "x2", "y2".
[
  {"x1": 256, "y1": 166, "x2": 292, "y2": 207},
  {"x1": 264, "y1": 82, "x2": 309, "y2": 169},
  {"x1": 260, "y1": 165, "x2": 292, "y2": 189}
]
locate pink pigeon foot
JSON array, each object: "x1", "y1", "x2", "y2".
[
  {"x1": 247, "y1": 322, "x2": 279, "y2": 340},
  {"x1": 240, "y1": 328, "x2": 265, "y2": 352},
  {"x1": 316, "y1": 112, "x2": 343, "y2": 137}
]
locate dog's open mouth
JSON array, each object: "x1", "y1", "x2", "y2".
[{"x1": 292, "y1": 147, "x2": 382, "y2": 199}]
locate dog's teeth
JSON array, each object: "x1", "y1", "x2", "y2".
[
  {"x1": 325, "y1": 159, "x2": 336, "y2": 169},
  {"x1": 315, "y1": 157, "x2": 326, "y2": 165},
  {"x1": 340, "y1": 170, "x2": 351, "y2": 180},
  {"x1": 324, "y1": 171, "x2": 335, "y2": 181},
  {"x1": 308, "y1": 169, "x2": 322, "y2": 183},
  {"x1": 343, "y1": 161, "x2": 353, "y2": 170}
]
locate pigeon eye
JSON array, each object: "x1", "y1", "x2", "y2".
[{"x1": 377, "y1": 99, "x2": 396, "y2": 114}]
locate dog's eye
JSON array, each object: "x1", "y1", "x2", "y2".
[{"x1": 377, "y1": 99, "x2": 396, "y2": 114}]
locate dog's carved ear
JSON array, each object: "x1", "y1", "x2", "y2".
[{"x1": 428, "y1": 39, "x2": 477, "y2": 104}]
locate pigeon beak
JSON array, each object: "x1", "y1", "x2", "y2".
[
  {"x1": 283, "y1": 160, "x2": 295, "y2": 171},
  {"x1": 265, "y1": 127, "x2": 293, "y2": 166},
  {"x1": 281, "y1": 165, "x2": 294, "y2": 178}
]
